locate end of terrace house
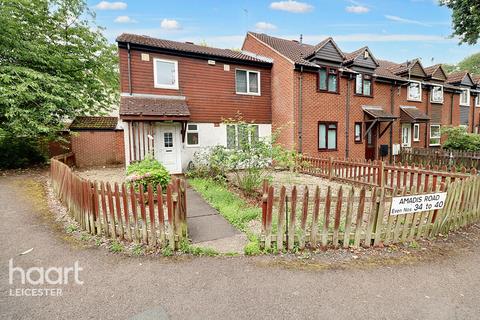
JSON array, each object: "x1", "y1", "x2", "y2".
[{"x1": 116, "y1": 32, "x2": 480, "y2": 173}]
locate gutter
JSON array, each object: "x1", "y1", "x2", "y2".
[{"x1": 127, "y1": 42, "x2": 133, "y2": 95}]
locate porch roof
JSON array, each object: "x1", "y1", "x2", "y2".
[
  {"x1": 362, "y1": 106, "x2": 398, "y2": 121},
  {"x1": 400, "y1": 106, "x2": 430, "y2": 123},
  {"x1": 120, "y1": 96, "x2": 190, "y2": 121}
]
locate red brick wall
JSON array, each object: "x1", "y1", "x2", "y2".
[
  {"x1": 242, "y1": 33, "x2": 296, "y2": 149},
  {"x1": 71, "y1": 131, "x2": 125, "y2": 167},
  {"x1": 119, "y1": 48, "x2": 271, "y2": 124}
]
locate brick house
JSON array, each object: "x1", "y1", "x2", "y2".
[
  {"x1": 116, "y1": 33, "x2": 272, "y2": 173},
  {"x1": 115, "y1": 32, "x2": 479, "y2": 172},
  {"x1": 242, "y1": 32, "x2": 479, "y2": 161}
]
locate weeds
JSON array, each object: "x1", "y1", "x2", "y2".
[
  {"x1": 132, "y1": 244, "x2": 145, "y2": 256},
  {"x1": 65, "y1": 224, "x2": 78, "y2": 233},
  {"x1": 109, "y1": 240, "x2": 123, "y2": 253}
]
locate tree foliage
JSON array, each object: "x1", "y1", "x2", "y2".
[
  {"x1": 442, "y1": 52, "x2": 480, "y2": 74},
  {"x1": 440, "y1": 0, "x2": 480, "y2": 45},
  {"x1": 0, "y1": 0, "x2": 118, "y2": 138}
]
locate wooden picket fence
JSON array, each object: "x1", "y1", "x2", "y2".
[
  {"x1": 260, "y1": 175, "x2": 480, "y2": 250},
  {"x1": 50, "y1": 155, "x2": 187, "y2": 249},
  {"x1": 298, "y1": 156, "x2": 476, "y2": 191},
  {"x1": 400, "y1": 148, "x2": 480, "y2": 171}
]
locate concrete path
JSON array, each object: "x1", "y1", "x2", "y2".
[
  {"x1": 2, "y1": 173, "x2": 480, "y2": 320},
  {"x1": 186, "y1": 188, "x2": 247, "y2": 253}
]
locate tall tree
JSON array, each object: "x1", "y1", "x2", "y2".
[
  {"x1": 0, "y1": 0, "x2": 118, "y2": 138},
  {"x1": 440, "y1": 0, "x2": 480, "y2": 45},
  {"x1": 442, "y1": 52, "x2": 480, "y2": 74}
]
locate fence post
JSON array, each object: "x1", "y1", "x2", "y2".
[
  {"x1": 377, "y1": 160, "x2": 385, "y2": 187},
  {"x1": 328, "y1": 157, "x2": 334, "y2": 180}
]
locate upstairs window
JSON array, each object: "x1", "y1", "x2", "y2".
[
  {"x1": 355, "y1": 74, "x2": 372, "y2": 96},
  {"x1": 430, "y1": 85, "x2": 444, "y2": 103},
  {"x1": 236, "y1": 70, "x2": 260, "y2": 95},
  {"x1": 430, "y1": 125, "x2": 441, "y2": 146},
  {"x1": 460, "y1": 89, "x2": 470, "y2": 106},
  {"x1": 318, "y1": 122, "x2": 337, "y2": 150},
  {"x1": 475, "y1": 95, "x2": 480, "y2": 107},
  {"x1": 318, "y1": 66, "x2": 338, "y2": 93},
  {"x1": 226, "y1": 124, "x2": 259, "y2": 149},
  {"x1": 407, "y1": 81, "x2": 422, "y2": 101},
  {"x1": 153, "y1": 58, "x2": 179, "y2": 89}
]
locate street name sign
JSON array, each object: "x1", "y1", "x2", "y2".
[{"x1": 390, "y1": 192, "x2": 447, "y2": 215}]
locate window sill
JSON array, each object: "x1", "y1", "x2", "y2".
[
  {"x1": 407, "y1": 98, "x2": 422, "y2": 102},
  {"x1": 354, "y1": 141, "x2": 362, "y2": 144},
  {"x1": 413, "y1": 139, "x2": 420, "y2": 143},
  {"x1": 429, "y1": 144, "x2": 441, "y2": 147},
  {"x1": 318, "y1": 148, "x2": 338, "y2": 152},
  {"x1": 236, "y1": 92, "x2": 261, "y2": 96},
  {"x1": 154, "y1": 84, "x2": 179, "y2": 90},
  {"x1": 460, "y1": 104, "x2": 470, "y2": 107},
  {"x1": 430, "y1": 100, "x2": 444, "y2": 104},
  {"x1": 354, "y1": 94, "x2": 373, "y2": 98},
  {"x1": 317, "y1": 90, "x2": 340, "y2": 95}
]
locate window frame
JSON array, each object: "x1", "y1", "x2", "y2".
[
  {"x1": 407, "y1": 80, "x2": 422, "y2": 102},
  {"x1": 235, "y1": 69, "x2": 261, "y2": 96},
  {"x1": 226, "y1": 124, "x2": 259, "y2": 149},
  {"x1": 153, "y1": 58, "x2": 179, "y2": 90},
  {"x1": 186, "y1": 123, "x2": 199, "y2": 147},
  {"x1": 354, "y1": 73, "x2": 373, "y2": 97},
  {"x1": 317, "y1": 66, "x2": 339, "y2": 93},
  {"x1": 354, "y1": 122, "x2": 362, "y2": 143},
  {"x1": 460, "y1": 88, "x2": 470, "y2": 106},
  {"x1": 430, "y1": 85, "x2": 444, "y2": 104},
  {"x1": 413, "y1": 123, "x2": 420, "y2": 142},
  {"x1": 475, "y1": 94, "x2": 480, "y2": 107},
  {"x1": 318, "y1": 121, "x2": 338, "y2": 151},
  {"x1": 429, "y1": 124, "x2": 441, "y2": 146}
]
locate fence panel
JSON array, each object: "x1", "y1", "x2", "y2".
[{"x1": 50, "y1": 156, "x2": 187, "y2": 250}]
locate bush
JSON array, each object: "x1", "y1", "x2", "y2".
[
  {"x1": 186, "y1": 146, "x2": 230, "y2": 181},
  {"x1": 126, "y1": 155, "x2": 171, "y2": 192},
  {"x1": 0, "y1": 131, "x2": 46, "y2": 169},
  {"x1": 442, "y1": 126, "x2": 480, "y2": 151}
]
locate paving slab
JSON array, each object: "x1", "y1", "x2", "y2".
[{"x1": 186, "y1": 188, "x2": 242, "y2": 244}]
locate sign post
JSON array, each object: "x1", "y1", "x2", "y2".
[{"x1": 390, "y1": 192, "x2": 447, "y2": 216}]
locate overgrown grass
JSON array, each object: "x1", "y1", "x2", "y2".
[{"x1": 188, "y1": 178, "x2": 261, "y2": 232}]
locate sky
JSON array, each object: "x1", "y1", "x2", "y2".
[{"x1": 88, "y1": 0, "x2": 480, "y2": 65}]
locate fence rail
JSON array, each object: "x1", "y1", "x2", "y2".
[
  {"x1": 399, "y1": 148, "x2": 480, "y2": 171},
  {"x1": 261, "y1": 175, "x2": 480, "y2": 250},
  {"x1": 51, "y1": 156, "x2": 187, "y2": 249},
  {"x1": 298, "y1": 156, "x2": 476, "y2": 191}
]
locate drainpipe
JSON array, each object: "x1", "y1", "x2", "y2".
[
  {"x1": 297, "y1": 66, "x2": 304, "y2": 153},
  {"x1": 127, "y1": 42, "x2": 133, "y2": 95},
  {"x1": 450, "y1": 93, "x2": 454, "y2": 125},
  {"x1": 389, "y1": 82, "x2": 395, "y2": 163},
  {"x1": 345, "y1": 74, "x2": 351, "y2": 159},
  {"x1": 425, "y1": 87, "x2": 429, "y2": 148}
]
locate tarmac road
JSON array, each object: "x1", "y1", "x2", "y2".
[{"x1": 1, "y1": 173, "x2": 479, "y2": 320}]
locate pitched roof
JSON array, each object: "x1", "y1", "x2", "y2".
[
  {"x1": 375, "y1": 60, "x2": 408, "y2": 81},
  {"x1": 400, "y1": 106, "x2": 430, "y2": 122},
  {"x1": 446, "y1": 71, "x2": 473, "y2": 84},
  {"x1": 424, "y1": 64, "x2": 442, "y2": 77},
  {"x1": 120, "y1": 96, "x2": 190, "y2": 119},
  {"x1": 117, "y1": 33, "x2": 271, "y2": 65},
  {"x1": 69, "y1": 117, "x2": 118, "y2": 130},
  {"x1": 247, "y1": 32, "x2": 319, "y2": 68},
  {"x1": 362, "y1": 106, "x2": 398, "y2": 120}
]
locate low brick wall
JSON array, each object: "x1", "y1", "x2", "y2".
[{"x1": 71, "y1": 130, "x2": 124, "y2": 167}]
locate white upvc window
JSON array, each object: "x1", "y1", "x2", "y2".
[
  {"x1": 407, "y1": 81, "x2": 422, "y2": 101},
  {"x1": 413, "y1": 123, "x2": 420, "y2": 142},
  {"x1": 153, "y1": 58, "x2": 179, "y2": 89},
  {"x1": 186, "y1": 124, "x2": 199, "y2": 146},
  {"x1": 235, "y1": 69, "x2": 261, "y2": 95},
  {"x1": 429, "y1": 124, "x2": 441, "y2": 146},
  {"x1": 475, "y1": 94, "x2": 480, "y2": 107},
  {"x1": 460, "y1": 89, "x2": 470, "y2": 106},
  {"x1": 430, "y1": 85, "x2": 444, "y2": 103},
  {"x1": 226, "y1": 124, "x2": 259, "y2": 149}
]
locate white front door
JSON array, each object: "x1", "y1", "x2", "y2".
[
  {"x1": 401, "y1": 124, "x2": 412, "y2": 148},
  {"x1": 156, "y1": 124, "x2": 181, "y2": 174}
]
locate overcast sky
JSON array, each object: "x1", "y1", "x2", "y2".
[{"x1": 89, "y1": 0, "x2": 480, "y2": 65}]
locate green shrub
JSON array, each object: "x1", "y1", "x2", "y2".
[
  {"x1": 0, "y1": 131, "x2": 46, "y2": 169},
  {"x1": 186, "y1": 145, "x2": 230, "y2": 181},
  {"x1": 126, "y1": 155, "x2": 171, "y2": 192},
  {"x1": 442, "y1": 126, "x2": 480, "y2": 151}
]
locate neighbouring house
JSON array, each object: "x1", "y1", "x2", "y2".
[
  {"x1": 116, "y1": 33, "x2": 272, "y2": 173},
  {"x1": 70, "y1": 116, "x2": 124, "y2": 167},
  {"x1": 115, "y1": 32, "x2": 480, "y2": 172},
  {"x1": 242, "y1": 32, "x2": 480, "y2": 161}
]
